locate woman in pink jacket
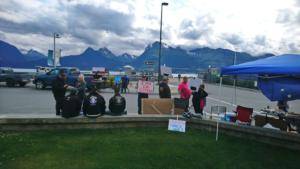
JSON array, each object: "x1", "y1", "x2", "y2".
[{"x1": 178, "y1": 76, "x2": 192, "y2": 112}]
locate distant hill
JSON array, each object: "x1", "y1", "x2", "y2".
[
  {"x1": 0, "y1": 40, "x2": 28, "y2": 67},
  {"x1": 0, "y1": 40, "x2": 274, "y2": 72},
  {"x1": 132, "y1": 42, "x2": 274, "y2": 72},
  {"x1": 24, "y1": 49, "x2": 46, "y2": 61}
]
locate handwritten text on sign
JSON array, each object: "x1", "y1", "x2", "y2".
[
  {"x1": 138, "y1": 80, "x2": 154, "y2": 94},
  {"x1": 168, "y1": 119, "x2": 186, "y2": 132}
]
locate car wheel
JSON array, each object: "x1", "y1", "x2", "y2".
[
  {"x1": 35, "y1": 80, "x2": 46, "y2": 89},
  {"x1": 6, "y1": 79, "x2": 15, "y2": 87},
  {"x1": 19, "y1": 82, "x2": 27, "y2": 87}
]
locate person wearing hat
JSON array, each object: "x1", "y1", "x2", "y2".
[
  {"x1": 52, "y1": 69, "x2": 69, "y2": 115},
  {"x1": 159, "y1": 76, "x2": 171, "y2": 98}
]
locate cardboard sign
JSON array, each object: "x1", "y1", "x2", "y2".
[
  {"x1": 138, "y1": 80, "x2": 154, "y2": 94},
  {"x1": 142, "y1": 99, "x2": 173, "y2": 114},
  {"x1": 168, "y1": 119, "x2": 186, "y2": 132}
]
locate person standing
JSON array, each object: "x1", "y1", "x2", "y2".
[
  {"x1": 178, "y1": 74, "x2": 181, "y2": 82},
  {"x1": 137, "y1": 76, "x2": 149, "y2": 114},
  {"x1": 192, "y1": 84, "x2": 208, "y2": 115},
  {"x1": 121, "y1": 76, "x2": 126, "y2": 93},
  {"x1": 277, "y1": 100, "x2": 289, "y2": 113},
  {"x1": 159, "y1": 76, "x2": 171, "y2": 98},
  {"x1": 125, "y1": 75, "x2": 130, "y2": 93},
  {"x1": 76, "y1": 74, "x2": 86, "y2": 108},
  {"x1": 178, "y1": 76, "x2": 192, "y2": 112},
  {"x1": 52, "y1": 69, "x2": 68, "y2": 115}
]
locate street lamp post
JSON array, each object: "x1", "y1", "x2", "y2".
[
  {"x1": 53, "y1": 33, "x2": 61, "y2": 68},
  {"x1": 158, "y1": 2, "x2": 168, "y2": 82}
]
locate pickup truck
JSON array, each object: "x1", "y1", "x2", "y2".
[
  {"x1": 0, "y1": 67, "x2": 32, "y2": 87},
  {"x1": 33, "y1": 67, "x2": 112, "y2": 90},
  {"x1": 34, "y1": 67, "x2": 84, "y2": 89}
]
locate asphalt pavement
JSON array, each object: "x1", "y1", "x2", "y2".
[{"x1": 0, "y1": 81, "x2": 299, "y2": 118}]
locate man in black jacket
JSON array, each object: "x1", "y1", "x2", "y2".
[
  {"x1": 62, "y1": 90, "x2": 81, "y2": 118},
  {"x1": 109, "y1": 87, "x2": 126, "y2": 115},
  {"x1": 159, "y1": 76, "x2": 171, "y2": 98},
  {"x1": 83, "y1": 86, "x2": 106, "y2": 117},
  {"x1": 52, "y1": 69, "x2": 68, "y2": 115}
]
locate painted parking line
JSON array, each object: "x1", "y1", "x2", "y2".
[{"x1": 207, "y1": 96, "x2": 237, "y2": 107}]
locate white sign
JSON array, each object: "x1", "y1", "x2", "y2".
[
  {"x1": 160, "y1": 66, "x2": 172, "y2": 76},
  {"x1": 189, "y1": 78, "x2": 203, "y2": 91},
  {"x1": 137, "y1": 80, "x2": 154, "y2": 94},
  {"x1": 92, "y1": 67, "x2": 106, "y2": 72},
  {"x1": 168, "y1": 119, "x2": 186, "y2": 132},
  {"x1": 54, "y1": 49, "x2": 61, "y2": 66}
]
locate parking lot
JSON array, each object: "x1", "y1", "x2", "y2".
[{"x1": 0, "y1": 82, "x2": 299, "y2": 118}]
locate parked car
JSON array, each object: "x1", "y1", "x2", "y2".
[
  {"x1": 33, "y1": 67, "x2": 82, "y2": 89},
  {"x1": 0, "y1": 67, "x2": 32, "y2": 87}
]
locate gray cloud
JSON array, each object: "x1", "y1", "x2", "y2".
[
  {"x1": 254, "y1": 35, "x2": 266, "y2": 46},
  {"x1": 67, "y1": 4, "x2": 135, "y2": 37},
  {"x1": 0, "y1": 17, "x2": 66, "y2": 36},
  {"x1": 222, "y1": 33, "x2": 244, "y2": 45},
  {"x1": 179, "y1": 15, "x2": 214, "y2": 40},
  {"x1": 276, "y1": 9, "x2": 293, "y2": 24},
  {"x1": 0, "y1": 2, "x2": 136, "y2": 47},
  {"x1": 180, "y1": 29, "x2": 202, "y2": 40}
]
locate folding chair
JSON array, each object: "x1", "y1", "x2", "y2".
[{"x1": 235, "y1": 105, "x2": 253, "y2": 125}]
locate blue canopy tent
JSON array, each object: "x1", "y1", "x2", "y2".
[
  {"x1": 258, "y1": 77, "x2": 300, "y2": 101},
  {"x1": 214, "y1": 54, "x2": 300, "y2": 141},
  {"x1": 221, "y1": 54, "x2": 300, "y2": 101},
  {"x1": 221, "y1": 54, "x2": 300, "y2": 76}
]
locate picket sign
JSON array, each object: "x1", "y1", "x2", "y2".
[
  {"x1": 137, "y1": 80, "x2": 154, "y2": 94},
  {"x1": 168, "y1": 115, "x2": 186, "y2": 133}
]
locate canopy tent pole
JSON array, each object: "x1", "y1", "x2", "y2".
[
  {"x1": 232, "y1": 51, "x2": 237, "y2": 108},
  {"x1": 216, "y1": 76, "x2": 223, "y2": 141}
]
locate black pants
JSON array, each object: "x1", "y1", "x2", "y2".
[
  {"x1": 184, "y1": 99, "x2": 189, "y2": 112},
  {"x1": 194, "y1": 106, "x2": 203, "y2": 115},
  {"x1": 138, "y1": 93, "x2": 148, "y2": 114},
  {"x1": 121, "y1": 87, "x2": 127, "y2": 93},
  {"x1": 55, "y1": 97, "x2": 64, "y2": 115}
]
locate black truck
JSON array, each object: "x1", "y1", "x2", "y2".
[{"x1": 0, "y1": 67, "x2": 32, "y2": 87}]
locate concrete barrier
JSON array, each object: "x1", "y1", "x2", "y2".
[{"x1": 0, "y1": 115, "x2": 300, "y2": 150}]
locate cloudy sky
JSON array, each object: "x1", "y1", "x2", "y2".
[{"x1": 0, "y1": 0, "x2": 299, "y2": 56}]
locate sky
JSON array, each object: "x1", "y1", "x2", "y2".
[{"x1": 0, "y1": 0, "x2": 299, "y2": 56}]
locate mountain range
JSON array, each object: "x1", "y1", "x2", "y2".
[{"x1": 0, "y1": 40, "x2": 274, "y2": 72}]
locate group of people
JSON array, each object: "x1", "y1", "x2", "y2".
[
  {"x1": 177, "y1": 76, "x2": 208, "y2": 114},
  {"x1": 52, "y1": 69, "x2": 207, "y2": 117},
  {"x1": 52, "y1": 70, "x2": 126, "y2": 118},
  {"x1": 158, "y1": 76, "x2": 208, "y2": 115}
]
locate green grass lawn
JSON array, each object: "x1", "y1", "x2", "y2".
[{"x1": 0, "y1": 128, "x2": 299, "y2": 169}]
